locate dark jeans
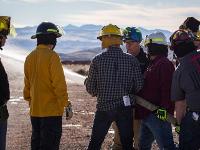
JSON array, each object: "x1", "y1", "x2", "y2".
[
  {"x1": 31, "y1": 116, "x2": 62, "y2": 150},
  {"x1": 179, "y1": 111, "x2": 200, "y2": 150},
  {"x1": 0, "y1": 120, "x2": 7, "y2": 150},
  {"x1": 87, "y1": 107, "x2": 134, "y2": 150},
  {"x1": 139, "y1": 114, "x2": 175, "y2": 150}
]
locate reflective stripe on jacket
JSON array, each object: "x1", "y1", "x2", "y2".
[{"x1": 23, "y1": 44, "x2": 69, "y2": 117}]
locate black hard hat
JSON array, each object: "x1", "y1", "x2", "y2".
[
  {"x1": 31, "y1": 22, "x2": 62, "y2": 39},
  {"x1": 181, "y1": 17, "x2": 200, "y2": 33},
  {"x1": 170, "y1": 29, "x2": 195, "y2": 51}
]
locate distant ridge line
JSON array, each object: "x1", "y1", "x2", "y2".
[{"x1": 62, "y1": 60, "x2": 91, "y2": 65}]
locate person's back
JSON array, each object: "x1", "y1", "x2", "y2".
[
  {"x1": 85, "y1": 24, "x2": 143, "y2": 150},
  {"x1": 23, "y1": 22, "x2": 73, "y2": 150},
  {"x1": 86, "y1": 46, "x2": 142, "y2": 111},
  {"x1": 25, "y1": 45, "x2": 67, "y2": 116},
  {"x1": 173, "y1": 50, "x2": 200, "y2": 110},
  {"x1": 170, "y1": 29, "x2": 200, "y2": 149}
]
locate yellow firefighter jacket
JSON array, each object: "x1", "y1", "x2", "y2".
[{"x1": 23, "y1": 44, "x2": 69, "y2": 117}]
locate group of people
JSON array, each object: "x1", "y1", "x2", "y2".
[
  {"x1": 85, "y1": 17, "x2": 200, "y2": 150},
  {"x1": 0, "y1": 15, "x2": 200, "y2": 150}
]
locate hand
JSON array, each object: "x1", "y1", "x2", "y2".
[
  {"x1": 65, "y1": 103, "x2": 73, "y2": 120},
  {"x1": 155, "y1": 108, "x2": 167, "y2": 121},
  {"x1": 175, "y1": 123, "x2": 180, "y2": 134}
]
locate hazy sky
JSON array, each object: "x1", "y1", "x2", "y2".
[{"x1": 1, "y1": 0, "x2": 200, "y2": 31}]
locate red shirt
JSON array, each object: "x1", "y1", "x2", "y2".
[{"x1": 136, "y1": 55, "x2": 175, "y2": 119}]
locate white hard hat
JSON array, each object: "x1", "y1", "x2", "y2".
[{"x1": 144, "y1": 31, "x2": 168, "y2": 46}]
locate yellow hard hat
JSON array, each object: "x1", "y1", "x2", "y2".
[
  {"x1": 97, "y1": 24, "x2": 122, "y2": 40},
  {"x1": 0, "y1": 16, "x2": 16, "y2": 37}
]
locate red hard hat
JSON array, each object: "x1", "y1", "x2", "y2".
[{"x1": 170, "y1": 29, "x2": 195, "y2": 50}]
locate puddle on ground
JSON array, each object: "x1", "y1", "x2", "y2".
[
  {"x1": 9, "y1": 98, "x2": 21, "y2": 102},
  {"x1": 74, "y1": 111, "x2": 94, "y2": 115},
  {"x1": 63, "y1": 124, "x2": 82, "y2": 128},
  {"x1": 10, "y1": 102, "x2": 18, "y2": 105}
]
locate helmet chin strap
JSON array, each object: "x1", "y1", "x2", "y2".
[
  {"x1": 51, "y1": 38, "x2": 57, "y2": 50},
  {"x1": 0, "y1": 36, "x2": 3, "y2": 50},
  {"x1": 52, "y1": 44, "x2": 56, "y2": 50}
]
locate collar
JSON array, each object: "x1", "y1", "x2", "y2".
[
  {"x1": 107, "y1": 46, "x2": 122, "y2": 52},
  {"x1": 179, "y1": 50, "x2": 198, "y2": 62},
  {"x1": 37, "y1": 44, "x2": 52, "y2": 50},
  {"x1": 150, "y1": 55, "x2": 165, "y2": 64}
]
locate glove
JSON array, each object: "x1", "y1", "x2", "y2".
[
  {"x1": 155, "y1": 108, "x2": 167, "y2": 121},
  {"x1": 65, "y1": 102, "x2": 73, "y2": 120},
  {"x1": 175, "y1": 123, "x2": 180, "y2": 134}
]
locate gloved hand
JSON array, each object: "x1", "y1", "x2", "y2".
[
  {"x1": 155, "y1": 107, "x2": 167, "y2": 121},
  {"x1": 65, "y1": 102, "x2": 73, "y2": 120},
  {"x1": 175, "y1": 123, "x2": 180, "y2": 134}
]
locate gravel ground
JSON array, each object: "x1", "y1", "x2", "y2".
[{"x1": 7, "y1": 83, "x2": 114, "y2": 150}]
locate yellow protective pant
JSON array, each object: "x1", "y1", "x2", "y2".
[{"x1": 111, "y1": 110, "x2": 141, "y2": 150}]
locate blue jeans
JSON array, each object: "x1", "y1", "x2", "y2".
[
  {"x1": 31, "y1": 116, "x2": 62, "y2": 150},
  {"x1": 0, "y1": 120, "x2": 7, "y2": 150},
  {"x1": 88, "y1": 107, "x2": 134, "y2": 150},
  {"x1": 139, "y1": 113, "x2": 175, "y2": 150},
  {"x1": 179, "y1": 111, "x2": 200, "y2": 150}
]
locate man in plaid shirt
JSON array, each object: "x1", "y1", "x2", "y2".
[{"x1": 85, "y1": 24, "x2": 143, "y2": 150}]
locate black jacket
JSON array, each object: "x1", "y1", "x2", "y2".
[
  {"x1": 0, "y1": 59, "x2": 10, "y2": 106},
  {"x1": 136, "y1": 48, "x2": 149, "y2": 74}
]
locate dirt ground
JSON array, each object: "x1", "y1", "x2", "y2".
[
  {"x1": 7, "y1": 83, "x2": 114, "y2": 150},
  {"x1": 5, "y1": 57, "x2": 113, "y2": 150},
  {"x1": 3, "y1": 57, "x2": 178, "y2": 150}
]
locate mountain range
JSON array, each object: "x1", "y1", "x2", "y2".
[{"x1": 6, "y1": 24, "x2": 173, "y2": 61}]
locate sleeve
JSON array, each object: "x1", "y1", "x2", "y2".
[
  {"x1": 0, "y1": 61, "x2": 10, "y2": 105},
  {"x1": 171, "y1": 70, "x2": 185, "y2": 101},
  {"x1": 85, "y1": 59, "x2": 98, "y2": 96},
  {"x1": 50, "y1": 53, "x2": 69, "y2": 108},
  {"x1": 159, "y1": 62, "x2": 175, "y2": 109},
  {"x1": 23, "y1": 58, "x2": 31, "y2": 103},
  {"x1": 133, "y1": 59, "x2": 144, "y2": 93}
]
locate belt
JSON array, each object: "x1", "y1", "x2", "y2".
[{"x1": 187, "y1": 107, "x2": 200, "y2": 113}]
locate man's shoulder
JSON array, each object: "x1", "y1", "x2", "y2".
[
  {"x1": 92, "y1": 49, "x2": 136, "y2": 62},
  {"x1": 157, "y1": 56, "x2": 173, "y2": 66},
  {"x1": 116, "y1": 52, "x2": 139, "y2": 65},
  {"x1": 26, "y1": 49, "x2": 36, "y2": 60},
  {"x1": 92, "y1": 52, "x2": 104, "y2": 62}
]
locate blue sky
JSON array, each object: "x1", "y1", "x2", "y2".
[{"x1": 1, "y1": 0, "x2": 200, "y2": 31}]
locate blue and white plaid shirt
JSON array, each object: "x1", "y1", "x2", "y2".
[{"x1": 85, "y1": 47, "x2": 144, "y2": 111}]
